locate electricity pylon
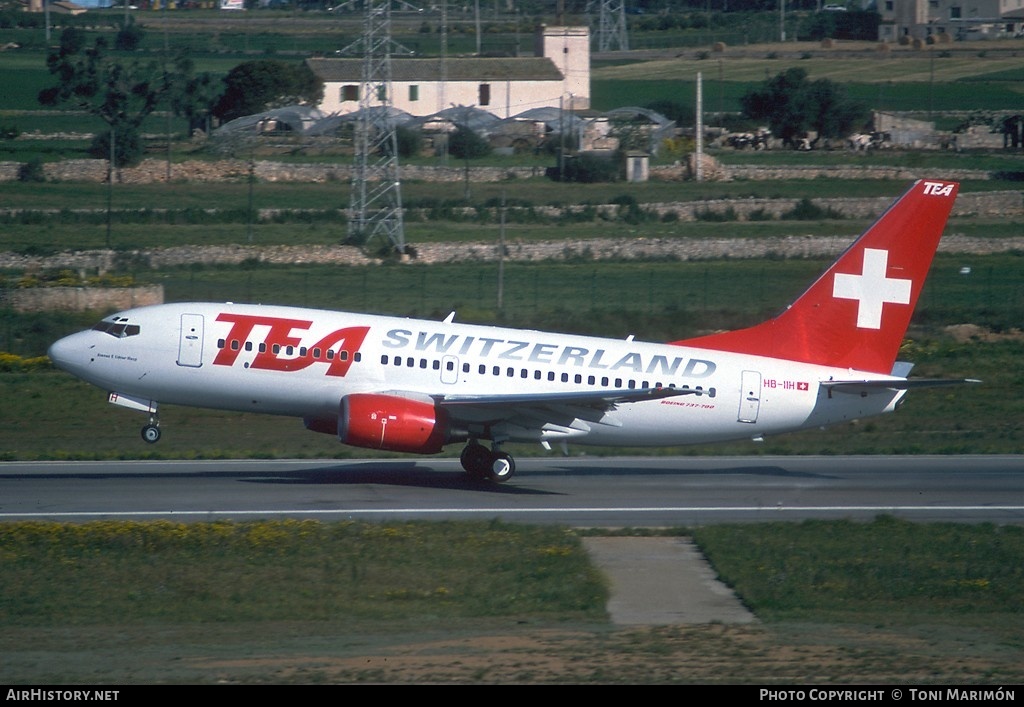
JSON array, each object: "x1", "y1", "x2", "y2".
[
  {"x1": 346, "y1": 0, "x2": 406, "y2": 253},
  {"x1": 590, "y1": 0, "x2": 629, "y2": 52}
]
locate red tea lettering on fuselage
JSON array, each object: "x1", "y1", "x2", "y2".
[{"x1": 212, "y1": 313, "x2": 369, "y2": 377}]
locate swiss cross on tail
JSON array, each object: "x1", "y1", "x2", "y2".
[
  {"x1": 675, "y1": 180, "x2": 960, "y2": 374},
  {"x1": 832, "y1": 248, "x2": 911, "y2": 330}
]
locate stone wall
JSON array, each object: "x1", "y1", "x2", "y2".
[
  {"x1": 3, "y1": 230, "x2": 1023, "y2": 276},
  {"x1": 0, "y1": 191, "x2": 1019, "y2": 275},
  {"x1": 5, "y1": 285, "x2": 164, "y2": 313},
  {"x1": 0, "y1": 158, "x2": 1000, "y2": 185}
]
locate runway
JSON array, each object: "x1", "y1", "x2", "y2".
[{"x1": 2, "y1": 455, "x2": 1022, "y2": 526}]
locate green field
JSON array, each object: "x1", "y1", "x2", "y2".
[{"x1": 1, "y1": 517, "x2": 1022, "y2": 683}]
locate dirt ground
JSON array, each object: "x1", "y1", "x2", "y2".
[
  {"x1": 3, "y1": 536, "x2": 1021, "y2": 684},
  {"x1": 4, "y1": 620, "x2": 1020, "y2": 684}
]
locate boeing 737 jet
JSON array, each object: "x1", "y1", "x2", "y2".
[{"x1": 48, "y1": 179, "x2": 976, "y2": 481}]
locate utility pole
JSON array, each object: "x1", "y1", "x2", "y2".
[
  {"x1": 106, "y1": 128, "x2": 114, "y2": 249},
  {"x1": 497, "y1": 190, "x2": 505, "y2": 311},
  {"x1": 696, "y1": 72, "x2": 703, "y2": 183}
]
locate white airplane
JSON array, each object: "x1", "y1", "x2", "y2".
[{"x1": 49, "y1": 179, "x2": 976, "y2": 482}]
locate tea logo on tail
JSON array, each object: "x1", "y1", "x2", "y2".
[{"x1": 922, "y1": 181, "x2": 956, "y2": 196}]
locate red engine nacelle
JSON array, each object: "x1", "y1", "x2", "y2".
[{"x1": 339, "y1": 393, "x2": 449, "y2": 454}]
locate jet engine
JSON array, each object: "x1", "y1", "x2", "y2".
[{"x1": 339, "y1": 393, "x2": 450, "y2": 454}]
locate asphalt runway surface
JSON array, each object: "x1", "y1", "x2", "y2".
[{"x1": 3, "y1": 455, "x2": 1023, "y2": 526}]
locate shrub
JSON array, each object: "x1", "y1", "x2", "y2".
[
  {"x1": 17, "y1": 158, "x2": 46, "y2": 183},
  {"x1": 782, "y1": 198, "x2": 844, "y2": 221},
  {"x1": 448, "y1": 126, "x2": 491, "y2": 159}
]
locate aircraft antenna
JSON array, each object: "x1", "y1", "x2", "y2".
[{"x1": 346, "y1": 0, "x2": 407, "y2": 254}]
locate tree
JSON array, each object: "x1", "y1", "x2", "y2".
[
  {"x1": 447, "y1": 126, "x2": 491, "y2": 159},
  {"x1": 114, "y1": 17, "x2": 145, "y2": 52},
  {"x1": 38, "y1": 34, "x2": 167, "y2": 168},
  {"x1": 212, "y1": 60, "x2": 324, "y2": 123},
  {"x1": 394, "y1": 125, "x2": 422, "y2": 158},
  {"x1": 167, "y1": 54, "x2": 220, "y2": 136},
  {"x1": 740, "y1": 68, "x2": 867, "y2": 148}
]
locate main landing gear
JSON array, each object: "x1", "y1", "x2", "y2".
[{"x1": 460, "y1": 440, "x2": 516, "y2": 482}]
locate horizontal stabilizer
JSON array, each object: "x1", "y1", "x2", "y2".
[{"x1": 822, "y1": 378, "x2": 981, "y2": 395}]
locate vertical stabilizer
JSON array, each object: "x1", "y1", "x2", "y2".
[{"x1": 675, "y1": 180, "x2": 959, "y2": 373}]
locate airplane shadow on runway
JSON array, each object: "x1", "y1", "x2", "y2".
[
  {"x1": 1, "y1": 458, "x2": 831, "y2": 496},
  {"x1": 243, "y1": 461, "x2": 556, "y2": 495},
  {"x1": 241, "y1": 458, "x2": 832, "y2": 493}
]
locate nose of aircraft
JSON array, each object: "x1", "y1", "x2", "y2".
[
  {"x1": 47, "y1": 332, "x2": 89, "y2": 374},
  {"x1": 47, "y1": 335, "x2": 74, "y2": 372}
]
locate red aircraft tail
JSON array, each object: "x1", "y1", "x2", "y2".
[{"x1": 675, "y1": 180, "x2": 959, "y2": 374}]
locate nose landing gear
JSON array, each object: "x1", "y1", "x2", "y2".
[
  {"x1": 141, "y1": 412, "x2": 161, "y2": 444},
  {"x1": 460, "y1": 440, "x2": 516, "y2": 482}
]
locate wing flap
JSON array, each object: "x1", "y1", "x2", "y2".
[
  {"x1": 437, "y1": 385, "x2": 701, "y2": 410},
  {"x1": 435, "y1": 386, "x2": 702, "y2": 428}
]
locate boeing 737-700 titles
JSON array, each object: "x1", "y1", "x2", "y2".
[{"x1": 48, "y1": 180, "x2": 976, "y2": 482}]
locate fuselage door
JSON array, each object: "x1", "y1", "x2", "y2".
[
  {"x1": 440, "y1": 355, "x2": 459, "y2": 385},
  {"x1": 177, "y1": 313, "x2": 205, "y2": 368},
  {"x1": 738, "y1": 370, "x2": 761, "y2": 423}
]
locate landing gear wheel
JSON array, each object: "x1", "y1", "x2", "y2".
[
  {"x1": 141, "y1": 424, "x2": 161, "y2": 444},
  {"x1": 460, "y1": 442, "x2": 492, "y2": 479},
  {"x1": 487, "y1": 451, "x2": 516, "y2": 483}
]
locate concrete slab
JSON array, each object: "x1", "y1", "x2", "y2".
[{"x1": 583, "y1": 536, "x2": 757, "y2": 626}]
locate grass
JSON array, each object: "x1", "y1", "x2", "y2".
[
  {"x1": 692, "y1": 518, "x2": 1024, "y2": 624},
  {"x1": 0, "y1": 517, "x2": 1021, "y2": 683},
  {"x1": 0, "y1": 519, "x2": 605, "y2": 627}
]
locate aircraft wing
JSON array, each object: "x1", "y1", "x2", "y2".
[
  {"x1": 821, "y1": 378, "x2": 982, "y2": 396},
  {"x1": 433, "y1": 386, "x2": 703, "y2": 432}
]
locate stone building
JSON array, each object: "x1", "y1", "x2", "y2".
[
  {"x1": 307, "y1": 25, "x2": 590, "y2": 119},
  {"x1": 878, "y1": 0, "x2": 1024, "y2": 41}
]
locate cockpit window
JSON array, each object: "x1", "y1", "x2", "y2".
[{"x1": 92, "y1": 317, "x2": 141, "y2": 338}]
